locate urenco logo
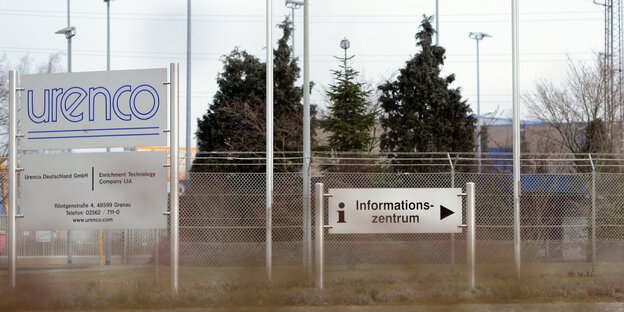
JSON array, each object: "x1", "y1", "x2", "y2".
[
  {"x1": 26, "y1": 84, "x2": 160, "y2": 124},
  {"x1": 20, "y1": 68, "x2": 167, "y2": 150}
]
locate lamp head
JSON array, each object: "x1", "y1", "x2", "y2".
[
  {"x1": 285, "y1": 0, "x2": 304, "y2": 8},
  {"x1": 469, "y1": 32, "x2": 491, "y2": 40},
  {"x1": 55, "y1": 26, "x2": 76, "y2": 39},
  {"x1": 340, "y1": 38, "x2": 350, "y2": 50}
]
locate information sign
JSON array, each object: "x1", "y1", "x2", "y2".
[
  {"x1": 19, "y1": 151, "x2": 167, "y2": 230},
  {"x1": 328, "y1": 188, "x2": 463, "y2": 234}
]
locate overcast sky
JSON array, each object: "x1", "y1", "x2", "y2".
[{"x1": 0, "y1": 0, "x2": 605, "y2": 148}]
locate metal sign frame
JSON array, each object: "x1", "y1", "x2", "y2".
[
  {"x1": 18, "y1": 151, "x2": 167, "y2": 230},
  {"x1": 314, "y1": 182, "x2": 476, "y2": 290},
  {"x1": 7, "y1": 64, "x2": 180, "y2": 294},
  {"x1": 326, "y1": 188, "x2": 463, "y2": 234}
]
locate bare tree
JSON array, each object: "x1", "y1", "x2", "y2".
[
  {"x1": 523, "y1": 54, "x2": 620, "y2": 155},
  {"x1": 0, "y1": 53, "x2": 62, "y2": 160}
]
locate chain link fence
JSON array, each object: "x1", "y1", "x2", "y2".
[{"x1": 1, "y1": 152, "x2": 624, "y2": 290}]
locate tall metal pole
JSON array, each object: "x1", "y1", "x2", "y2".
[
  {"x1": 106, "y1": 0, "x2": 110, "y2": 71},
  {"x1": 469, "y1": 32, "x2": 490, "y2": 173},
  {"x1": 435, "y1": 0, "x2": 439, "y2": 46},
  {"x1": 512, "y1": 0, "x2": 521, "y2": 279},
  {"x1": 291, "y1": 6, "x2": 296, "y2": 56},
  {"x1": 67, "y1": 0, "x2": 71, "y2": 72},
  {"x1": 302, "y1": 0, "x2": 312, "y2": 279},
  {"x1": 476, "y1": 38, "x2": 481, "y2": 173},
  {"x1": 67, "y1": 0, "x2": 74, "y2": 266},
  {"x1": 285, "y1": 0, "x2": 303, "y2": 57},
  {"x1": 104, "y1": 0, "x2": 111, "y2": 266},
  {"x1": 8, "y1": 70, "x2": 18, "y2": 289},
  {"x1": 266, "y1": 0, "x2": 274, "y2": 283},
  {"x1": 186, "y1": 0, "x2": 192, "y2": 175},
  {"x1": 169, "y1": 63, "x2": 180, "y2": 294}
]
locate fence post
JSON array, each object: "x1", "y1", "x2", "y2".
[
  {"x1": 67, "y1": 231, "x2": 72, "y2": 264},
  {"x1": 589, "y1": 154, "x2": 596, "y2": 274},
  {"x1": 315, "y1": 182, "x2": 324, "y2": 290},
  {"x1": 466, "y1": 182, "x2": 476, "y2": 289},
  {"x1": 447, "y1": 153, "x2": 455, "y2": 274},
  {"x1": 154, "y1": 229, "x2": 159, "y2": 285}
]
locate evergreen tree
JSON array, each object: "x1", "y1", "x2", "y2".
[
  {"x1": 320, "y1": 50, "x2": 376, "y2": 152},
  {"x1": 273, "y1": 18, "x2": 308, "y2": 154},
  {"x1": 195, "y1": 49, "x2": 265, "y2": 153},
  {"x1": 194, "y1": 17, "x2": 314, "y2": 171},
  {"x1": 379, "y1": 16, "x2": 476, "y2": 158}
]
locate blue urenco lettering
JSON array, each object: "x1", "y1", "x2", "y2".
[{"x1": 27, "y1": 84, "x2": 160, "y2": 124}]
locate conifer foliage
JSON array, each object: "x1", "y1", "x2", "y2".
[
  {"x1": 320, "y1": 50, "x2": 376, "y2": 152},
  {"x1": 195, "y1": 18, "x2": 314, "y2": 171},
  {"x1": 379, "y1": 16, "x2": 476, "y2": 154}
]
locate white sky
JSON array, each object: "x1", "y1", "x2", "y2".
[{"x1": 0, "y1": 0, "x2": 605, "y2": 148}]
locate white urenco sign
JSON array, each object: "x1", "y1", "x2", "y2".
[
  {"x1": 328, "y1": 188, "x2": 463, "y2": 234},
  {"x1": 20, "y1": 68, "x2": 167, "y2": 150},
  {"x1": 19, "y1": 151, "x2": 167, "y2": 230}
]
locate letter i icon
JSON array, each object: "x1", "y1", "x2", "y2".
[{"x1": 338, "y1": 202, "x2": 346, "y2": 223}]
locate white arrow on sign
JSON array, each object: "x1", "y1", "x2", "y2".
[{"x1": 327, "y1": 188, "x2": 463, "y2": 234}]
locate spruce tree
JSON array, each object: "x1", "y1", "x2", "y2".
[
  {"x1": 194, "y1": 17, "x2": 314, "y2": 171},
  {"x1": 273, "y1": 18, "x2": 306, "y2": 154},
  {"x1": 379, "y1": 16, "x2": 476, "y2": 157},
  {"x1": 320, "y1": 48, "x2": 376, "y2": 152},
  {"x1": 195, "y1": 49, "x2": 265, "y2": 153}
]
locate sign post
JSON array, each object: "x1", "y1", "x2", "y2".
[
  {"x1": 466, "y1": 182, "x2": 475, "y2": 289},
  {"x1": 315, "y1": 183, "x2": 325, "y2": 289},
  {"x1": 168, "y1": 63, "x2": 180, "y2": 295},
  {"x1": 8, "y1": 70, "x2": 18, "y2": 289}
]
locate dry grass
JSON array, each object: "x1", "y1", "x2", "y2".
[{"x1": 1, "y1": 263, "x2": 624, "y2": 310}]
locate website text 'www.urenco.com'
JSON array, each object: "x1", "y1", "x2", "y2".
[{"x1": 72, "y1": 218, "x2": 113, "y2": 223}]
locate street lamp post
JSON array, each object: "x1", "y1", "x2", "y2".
[
  {"x1": 186, "y1": 0, "x2": 192, "y2": 177},
  {"x1": 104, "y1": 0, "x2": 112, "y2": 71},
  {"x1": 285, "y1": 0, "x2": 303, "y2": 56},
  {"x1": 54, "y1": 26, "x2": 76, "y2": 72},
  {"x1": 340, "y1": 38, "x2": 350, "y2": 74},
  {"x1": 302, "y1": 0, "x2": 312, "y2": 279},
  {"x1": 435, "y1": 0, "x2": 439, "y2": 46},
  {"x1": 55, "y1": 1, "x2": 76, "y2": 265},
  {"x1": 103, "y1": 0, "x2": 113, "y2": 266},
  {"x1": 469, "y1": 31, "x2": 491, "y2": 173}
]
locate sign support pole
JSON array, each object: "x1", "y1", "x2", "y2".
[
  {"x1": 447, "y1": 153, "x2": 455, "y2": 274},
  {"x1": 265, "y1": 0, "x2": 274, "y2": 283},
  {"x1": 314, "y1": 182, "x2": 324, "y2": 290},
  {"x1": 466, "y1": 182, "x2": 476, "y2": 289},
  {"x1": 302, "y1": 0, "x2": 312, "y2": 280},
  {"x1": 511, "y1": 0, "x2": 522, "y2": 280},
  {"x1": 589, "y1": 154, "x2": 596, "y2": 274},
  {"x1": 8, "y1": 70, "x2": 18, "y2": 289},
  {"x1": 169, "y1": 63, "x2": 180, "y2": 294}
]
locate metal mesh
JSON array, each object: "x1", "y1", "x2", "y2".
[
  {"x1": 319, "y1": 172, "x2": 462, "y2": 268},
  {"x1": 1, "y1": 153, "x2": 624, "y2": 290}
]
